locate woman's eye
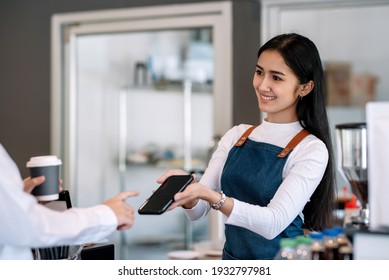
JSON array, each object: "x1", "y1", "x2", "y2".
[
  {"x1": 273, "y1": 75, "x2": 282, "y2": 81},
  {"x1": 255, "y1": 69, "x2": 263, "y2": 75}
]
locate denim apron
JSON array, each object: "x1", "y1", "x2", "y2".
[{"x1": 221, "y1": 126, "x2": 310, "y2": 260}]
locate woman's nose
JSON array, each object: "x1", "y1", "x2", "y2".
[{"x1": 257, "y1": 76, "x2": 271, "y2": 92}]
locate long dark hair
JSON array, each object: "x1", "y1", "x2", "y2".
[{"x1": 258, "y1": 33, "x2": 335, "y2": 231}]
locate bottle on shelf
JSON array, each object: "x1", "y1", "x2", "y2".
[
  {"x1": 332, "y1": 226, "x2": 351, "y2": 247},
  {"x1": 344, "y1": 194, "x2": 360, "y2": 226},
  {"x1": 295, "y1": 235, "x2": 312, "y2": 260},
  {"x1": 274, "y1": 238, "x2": 297, "y2": 260},
  {"x1": 338, "y1": 245, "x2": 353, "y2": 260},
  {"x1": 308, "y1": 232, "x2": 325, "y2": 260},
  {"x1": 332, "y1": 226, "x2": 353, "y2": 260},
  {"x1": 322, "y1": 228, "x2": 340, "y2": 260}
]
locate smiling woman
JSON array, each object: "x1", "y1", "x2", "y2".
[{"x1": 155, "y1": 33, "x2": 336, "y2": 260}]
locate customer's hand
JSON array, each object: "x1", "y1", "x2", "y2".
[
  {"x1": 104, "y1": 190, "x2": 139, "y2": 231},
  {"x1": 23, "y1": 176, "x2": 63, "y2": 194},
  {"x1": 23, "y1": 176, "x2": 45, "y2": 193}
]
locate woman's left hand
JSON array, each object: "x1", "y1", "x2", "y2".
[{"x1": 156, "y1": 169, "x2": 197, "y2": 184}]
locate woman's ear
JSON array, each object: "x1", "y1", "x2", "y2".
[{"x1": 300, "y1": 80, "x2": 314, "y2": 97}]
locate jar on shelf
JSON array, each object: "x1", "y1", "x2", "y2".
[
  {"x1": 308, "y1": 232, "x2": 325, "y2": 260},
  {"x1": 274, "y1": 238, "x2": 297, "y2": 260}
]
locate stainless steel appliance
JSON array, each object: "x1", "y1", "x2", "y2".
[{"x1": 335, "y1": 123, "x2": 369, "y2": 228}]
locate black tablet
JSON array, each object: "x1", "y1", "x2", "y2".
[{"x1": 138, "y1": 175, "x2": 194, "y2": 215}]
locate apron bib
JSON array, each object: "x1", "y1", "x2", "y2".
[{"x1": 221, "y1": 126, "x2": 309, "y2": 260}]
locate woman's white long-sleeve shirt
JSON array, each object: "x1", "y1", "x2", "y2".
[
  {"x1": 184, "y1": 120, "x2": 328, "y2": 240},
  {"x1": 0, "y1": 144, "x2": 118, "y2": 259}
]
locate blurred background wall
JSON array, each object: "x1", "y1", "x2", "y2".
[{"x1": 0, "y1": 0, "x2": 260, "y2": 176}]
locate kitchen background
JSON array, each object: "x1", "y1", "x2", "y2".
[
  {"x1": 1, "y1": 0, "x2": 389, "y2": 259},
  {"x1": 73, "y1": 26, "x2": 216, "y2": 259},
  {"x1": 0, "y1": 0, "x2": 259, "y2": 178}
]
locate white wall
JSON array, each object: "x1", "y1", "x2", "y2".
[{"x1": 279, "y1": 4, "x2": 389, "y2": 102}]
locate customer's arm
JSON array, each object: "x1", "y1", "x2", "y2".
[{"x1": 0, "y1": 145, "x2": 138, "y2": 247}]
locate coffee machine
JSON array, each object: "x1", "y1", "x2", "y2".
[{"x1": 335, "y1": 123, "x2": 369, "y2": 229}]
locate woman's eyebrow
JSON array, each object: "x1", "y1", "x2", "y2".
[{"x1": 256, "y1": 64, "x2": 285, "y2": 76}]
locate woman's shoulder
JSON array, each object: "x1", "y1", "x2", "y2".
[
  {"x1": 224, "y1": 124, "x2": 256, "y2": 138},
  {"x1": 303, "y1": 133, "x2": 327, "y2": 149},
  {"x1": 219, "y1": 124, "x2": 256, "y2": 147},
  {"x1": 296, "y1": 133, "x2": 329, "y2": 162}
]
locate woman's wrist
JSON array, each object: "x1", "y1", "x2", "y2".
[
  {"x1": 206, "y1": 188, "x2": 233, "y2": 216},
  {"x1": 182, "y1": 199, "x2": 199, "y2": 209},
  {"x1": 210, "y1": 191, "x2": 226, "y2": 210}
]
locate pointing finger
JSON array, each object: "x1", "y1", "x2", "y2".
[{"x1": 121, "y1": 191, "x2": 139, "y2": 201}]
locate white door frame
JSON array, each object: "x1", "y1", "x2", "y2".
[
  {"x1": 51, "y1": 2, "x2": 233, "y2": 191},
  {"x1": 261, "y1": 0, "x2": 389, "y2": 44}
]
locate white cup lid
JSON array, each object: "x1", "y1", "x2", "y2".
[{"x1": 26, "y1": 155, "x2": 62, "y2": 167}]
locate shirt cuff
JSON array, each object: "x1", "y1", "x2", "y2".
[
  {"x1": 223, "y1": 198, "x2": 241, "y2": 224},
  {"x1": 183, "y1": 199, "x2": 210, "y2": 220},
  {"x1": 89, "y1": 204, "x2": 118, "y2": 228}
]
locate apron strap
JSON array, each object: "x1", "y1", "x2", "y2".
[
  {"x1": 234, "y1": 125, "x2": 257, "y2": 146},
  {"x1": 277, "y1": 129, "x2": 310, "y2": 158},
  {"x1": 234, "y1": 126, "x2": 310, "y2": 158}
]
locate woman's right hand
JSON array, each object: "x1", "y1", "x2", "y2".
[
  {"x1": 158, "y1": 169, "x2": 233, "y2": 216},
  {"x1": 157, "y1": 169, "x2": 199, "y2": 209}
]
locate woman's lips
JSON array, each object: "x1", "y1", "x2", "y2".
[{"x1": 260, "y1": 94, "x2": 277, "y2": 101}]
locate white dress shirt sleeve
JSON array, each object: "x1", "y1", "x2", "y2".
[{"x1": 0, "y1": 144, "x2": 117, "y2": 259}]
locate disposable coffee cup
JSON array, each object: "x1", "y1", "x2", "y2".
[{"x1": 26, "y1": 155, "x2": 62, "y2": 201}]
